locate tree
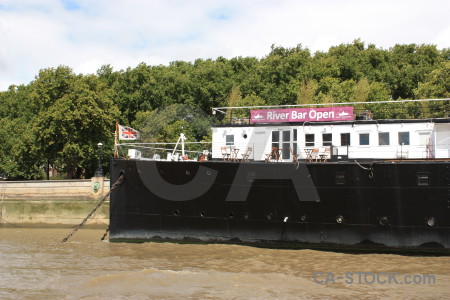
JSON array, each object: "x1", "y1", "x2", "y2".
[
  {"x1": 354, "y1": 77, "x2": 370, "y2": 103},
  {"x1": 384, "y1": 44, "x2": 443, "y2": 99},
  {"x1": 414, "y1": 61, "x2": 450, "y2": 99},
  {"x1": 367, "y1": 81, "x2": 390, "y2": 102},
  {"x1": 259, "y1": 45, "x2": 312, "y2": 105},
  {"x1": 227, "y1": 85, "x2": 242, "y2": 107},
  {"x1": 414, "y1": 61, "x2": 450, "y2": 117},
  {"x1": 0, "y1": 114, "x2": 43, "y2": 179},
  {"x1": 30, "y1": 66, "x2": 120, "y2": 178},
  {"x1": 327, "y1": 39, "x2": 367, "y2": 81},
  {"x1": 0, "y1": 84, "x2": 43, "y2": 179},
  {"x1": 297, "y1": 79, "x2": 318, "y2": 104}
]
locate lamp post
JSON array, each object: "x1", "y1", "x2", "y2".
[{"x1": 95, "y1": 142, "x2": 104, "y2": 177}]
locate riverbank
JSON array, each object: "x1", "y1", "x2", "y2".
[{"x1": 0, "y1": 178, "x2": 110, "y2": 227}]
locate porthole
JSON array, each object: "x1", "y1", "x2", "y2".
[
  {"x1": 417, "y1": 173, "x2": 430, "y2": 186},
  {"x1": 335, "y1": 172, "x2": 347, "y2": 185},
  {"x1": 426, "y1": 217, "x2": 436, "y2": 227},
  {"x1": 378, "y1": 216, "x2": 390, "y2": 226}
]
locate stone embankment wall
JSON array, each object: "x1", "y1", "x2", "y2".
[{"x1": 0, "y1": 178, "x2": 110, "y2": 227}]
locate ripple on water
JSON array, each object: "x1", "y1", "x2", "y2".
[{"x1": 0, "y1": 228, "x2": 449, "y2": 299}]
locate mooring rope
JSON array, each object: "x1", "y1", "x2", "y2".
[
  {"x1": 61, "y1": 173, "x2": 124, "y2": 243},
  {"x1": 354, "y1": 160, "x2": 375, "y2": 178},
  {"x1": 100, "y1": 227, "x2": 110, "y2": 241}
]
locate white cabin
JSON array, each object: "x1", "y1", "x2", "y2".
[{"x1": 212, "y1": 120, "x2": 450, "y2": 161}]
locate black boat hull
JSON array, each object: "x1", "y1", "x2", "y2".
[{"x1": 109, "y1": 159, "x2": 450, "y2": 254}]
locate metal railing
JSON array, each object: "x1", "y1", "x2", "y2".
[{"x1": 211, "y1": 99, "x2": 450, "y2": 126}]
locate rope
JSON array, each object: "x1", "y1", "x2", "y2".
[
  {"x1": 100, "y1": 226, "x2": 110, "y2": 241},
  {"x1": 61, "y1": 174, "x2": 124, "y2": 243},
  {"x1": 354, "y1": 160, "x2": 374, "y2": 178}
]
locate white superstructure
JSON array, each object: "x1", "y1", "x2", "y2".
[{"x1": 212, "y1": 120, "x2": 450, "y2": 161}]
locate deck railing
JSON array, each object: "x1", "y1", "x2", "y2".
[{"x1": 212, "y1": 99, "x2": 450, "y2": 126}]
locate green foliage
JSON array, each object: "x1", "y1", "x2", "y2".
[
  {"x1": 297, "y1": 79, "x2": 319, "y2": 105},
  {"x1": 224, "y1": 92, "x2": 267, "y2": 122},
  {"x1": 0, "y1": 66, "x2": 120, "y2": 179},
  {"x1": 0, "y1": 84, "x2": 42, "y2": 179},
  {"x1": 414, "y1": 61, "x2": 450, "y2": 99},
  {"x1": 0, "y1": 117, "x2": 42, "y2": 179},
  {"x1": 36, "y1": 70, "x2": 119, "y2": 178},
  {"x1": 109, "y1": 41, "x2": 447, "y2": 124},
  {"x1": 134, "y1": 104, "x2": 211, "y2": 158}
]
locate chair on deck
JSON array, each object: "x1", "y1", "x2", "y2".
[
  {"x1": 289, "y1": 147, "x2": 299, "y2": 162},
  {"x1": 231, "y1": 148, "x2": 240, "y2": 161},
  {"x1": 308, "y1": 148, "x2": 320, "y2": 162},
  {"x1": 319, "y1": 147, "x2": 330, "y2": 162},
  {"x1": 265, "y1": 147, "x2": 280, "y2": 162},
  {"x1": 241, "y1": 147, "x2": 253, "y2": 162},
  {"x1": 221, "y1": 146, "x2": 231, "y2": 161}
]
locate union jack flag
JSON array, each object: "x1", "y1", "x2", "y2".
[{"x1": 119, "y1": 125, "x2": 140, "y2": 140}]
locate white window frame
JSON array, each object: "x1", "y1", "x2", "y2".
[{"x1": 358, "y1": 132, "x2": 370, "y2": 146}]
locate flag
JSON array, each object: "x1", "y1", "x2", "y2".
[{"x1": 118, "y1": 125, "x2": 140, "y2": 140}]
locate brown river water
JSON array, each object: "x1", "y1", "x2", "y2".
[{"x1": 0, "y1": 228, "x2": 449, "y2": 299}]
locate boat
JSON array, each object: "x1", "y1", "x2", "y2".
[{"x1": 109, "y1": 99, "x2": 450, "y2": 254}]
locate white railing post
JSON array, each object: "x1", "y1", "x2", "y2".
[{"x1": 180, "y1": 133, "x2": 186, "y2": 157}]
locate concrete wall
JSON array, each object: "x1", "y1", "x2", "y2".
[
  {"x1": 0, "y1": 178, "x2": 110, "y2": 200},
  {"x1": 0, "y1": 199, "x2": 109, "y2": 227},
  {"x1": 0, "y1": 178, "x2": 111, "y2": 227}
]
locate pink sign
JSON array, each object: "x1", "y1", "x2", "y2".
[{"x1": 250, "y1": 107, "x2": 354, "y2": 123}]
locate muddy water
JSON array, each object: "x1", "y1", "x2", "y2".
[{"x1": 0, "y1": 228, "x2": 449, "y2": 299}]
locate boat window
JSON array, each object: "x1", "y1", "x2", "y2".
[
  {"x1": 283, "y1": 130, "x2": 290, "y2": 142},
  {"x1": 282, "y1": 130, "x2": 290, "y2": 159},
  {"x1": 293, "y1": 129, "x2": 298, "y2": 155},
  {"x1": 379, "y1": 132, "x2": 390, "y2": 145},
  {"x1": 272, "y1": 131, "x2": 280, "y2": 149},
  {"x1": 399, "y1": 132, "x2": 410, "y2": 145},
  {"x1": 305, "y1": 134, "x2": 314, "y2": 147},
  {"x1": 418, "y1": 132, "x2": 431, "y2": 146},
  {"x1": 417, "y1": 173, "x2": 430, "y2": 186},
  {"x1": 323, "y1": 133, "x2": 332, "y2": 146},
  {"x1": 340, "y1": 133, "x2": 350, "y2": 146},
  {"x1": 359, "y1": 133, "x2": 370, "y2": 146},
  {"x1": 335, "y1": 172, "x2": 347, "y2": 185},
  {"x1": 226, "y1": 134, "x2": 234, "y2": 146}
]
